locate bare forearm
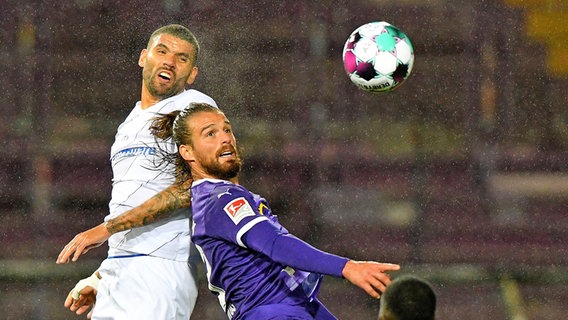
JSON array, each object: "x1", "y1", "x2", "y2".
[
  {"x1": 105, "y1": 180, "x2": 192, "y2": 234},
  {"x1": 56, "y1": 181, "x2": 192, "y2": 264}
]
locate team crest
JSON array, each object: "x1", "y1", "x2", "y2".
[{"x1": 224, "y1": 197, "x2": 255, "y2": 224}]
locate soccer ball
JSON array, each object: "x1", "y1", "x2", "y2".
[{"x1": 342, "y1": 21, "x2": 414, "y2": 93}]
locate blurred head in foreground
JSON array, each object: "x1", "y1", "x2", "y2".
[{"x1": 378, "y1": 275, "x2": 436, "y2": 320}]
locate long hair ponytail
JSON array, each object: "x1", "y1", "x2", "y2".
[{"x1": 150, "y1": 102, "x2": 220, "y2": 185}]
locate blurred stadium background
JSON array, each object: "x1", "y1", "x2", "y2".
[{"x1": 1, "y1": 0, "x2": 568, "y2": 319}]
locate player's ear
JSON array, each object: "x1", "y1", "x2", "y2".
[
  {"x1": 185, "y1": 66, "x2": 198, "y2": 86},
  {"x1": 138, "y1": 49, "x2": 148, "y2": 68},
  {"x1": 179, "y1": 144, "x2": 194, "y2": 162}
]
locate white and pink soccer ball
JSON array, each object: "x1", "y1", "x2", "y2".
[{"x1": 343, "y1": 21, "x2": 414, "y2": 93}]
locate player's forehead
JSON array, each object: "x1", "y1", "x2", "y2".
[
  {"x1": 149, "y1": 33, "x2": 195, "y2": 54},
  {"x1": 189, "y1": 111, "x2": 229, "y2": 131}
]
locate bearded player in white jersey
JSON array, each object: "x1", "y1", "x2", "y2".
[{"x1": 56, "y1": 24, "x2": 217, "y2": 319}]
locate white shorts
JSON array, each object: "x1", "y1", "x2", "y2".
[{"x1": 91, "y1": 255, "x2": 198, "y2": 320}]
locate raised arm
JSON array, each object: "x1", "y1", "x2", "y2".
[
  {"x1": 243, "y1": 222, "x2": 400, "y2": 299},
  {"x1": 106, "y1": 178, "x2": 192, "y2": 233},
  {"x1": 56, "y1": 179, "x2": 192, "y2": 264}
]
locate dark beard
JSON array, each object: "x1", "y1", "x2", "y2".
[
  {"x1": 143, "y1": 69, "x2": 181, "y2": 100},
  {"x1": 145, "y1": 80, "x2": 178, "y2": 101},
  {"x1": 205, "y1": 159, "x2": 242, "y2": 180}
]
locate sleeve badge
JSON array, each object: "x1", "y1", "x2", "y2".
[{"x1": 224, "y1": 197, "x2": 255, "y2": 225}]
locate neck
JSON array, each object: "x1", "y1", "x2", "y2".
[
  {"x1": 192, "y1": 172, "x2": 239, "y2": 185},
  {"x1": 139, "y1": 84, "x2": 183, "y2": 110},
  {"x1": 140, "y1": 85, "x2": 156, "y2": 110},
  {"x1": 228, "y1": 177, "x2": 239, "y2": 184}
]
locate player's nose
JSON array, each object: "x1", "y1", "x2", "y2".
[
  {"x1": 162, "y1": 54, "x2": 176, "y2": 68},
  {"x1": 220, "y1": 131, "x2": 233, "y2": 144}
]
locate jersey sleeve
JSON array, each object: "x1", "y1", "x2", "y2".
[
  {"x1": 201, "y1": 185, "x2": 270, "y2": 246},
  {"x1": 202, "y1": 184, "x2": 348, "y2": 278},
  {"x1": 241, "y1": 213, "x2": 349, "y2": 278}
]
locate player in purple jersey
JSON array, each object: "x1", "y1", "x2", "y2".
[
  {"x1": 148, "y1": 102, "x2": 401, "y2": 319},
  {"x1": 58, "y1": 101, "x2": 400, "y2": 319}
]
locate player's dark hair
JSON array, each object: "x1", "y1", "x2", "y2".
[
  {"x1": 380, "y1": 276, "x2": 436, "y2": 320},
  {"x1": 148, "y1": 24, "x2": 200, "y2": 62},
  {"x1": 150, "y1": 102, "x2": 221, "y2": 184}
]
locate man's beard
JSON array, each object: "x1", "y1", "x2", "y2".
[
  {"x1": 143, "y1": 69, "x2": 181, "y2": 100},
  {"x1": 203, "y1": 157, "x2": 242, "y2": 180}
]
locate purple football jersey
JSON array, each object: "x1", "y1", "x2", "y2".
[{"x1": 191, "y1": 179, "x2": 347, "y2": 319}]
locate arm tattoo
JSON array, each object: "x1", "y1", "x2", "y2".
[{"x1": 106, "y1": 181, "x2": 192, "y2": 234}]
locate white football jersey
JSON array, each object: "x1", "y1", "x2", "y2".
[{"x1": 106, "y1": 89, "x2": 217, "y2": 261}]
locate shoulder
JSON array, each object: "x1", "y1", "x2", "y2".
[
  {"x1": 193, "y1": 180, "x2": 256, "y2": 223},
  {"x1": 153, "y1": 90, "x2": 218, "y2": 114},
  {"x1": 193, "y1": 179, "x2": 250, "y2": 203},
  {"x1": 171, "y1": 89, "x2": 218, "y2": 111}
]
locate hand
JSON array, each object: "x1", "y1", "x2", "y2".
[
  {"x1": 342, "y1": 260, "x2": 400, "y2": 299},
  {"x1": 56, "y1": 223, "x2": 111, "y2": 264},
  {"x1": 64, "y1": 273, "x2": 100, "y2": 318}
]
